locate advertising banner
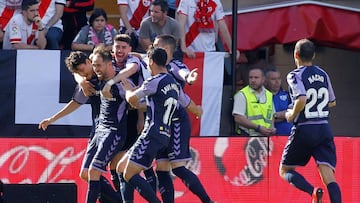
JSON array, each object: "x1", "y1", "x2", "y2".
[{"x1": 0, "y1": 137, "x2": 358, "y2": 202}]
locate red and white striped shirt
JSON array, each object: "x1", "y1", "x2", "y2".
[
  {"x1": 0, "y1": 1, "x2": 21, "y2": 31},
  {"x1": 117, "y1": 0, "x2": 152, "y2": 30},
  {"x1": 177, "y1": 0, "x2": 225, "y2": 52},
  {"x1": 39, "y1": 0, "x2": 66, "y2": 30}
]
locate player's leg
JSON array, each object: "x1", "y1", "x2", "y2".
[
  {"x1": 315, "y1": 125, "x2": 341, "y2": 203},
  {"x1": 279, "y1": 126, "x2": 318, "y2": 198},
  {"x1": 123, "y1": 136, "x2": 163, "y2": 203},
  {"x1": 170, "y1": 116, "x2": 214, "y2": 203},
  {"x1": 116, "y1": 151, "x2": 135, "y2": 203},
  {"x1": 317, "y1": 165, "x2": 341, "y2": 203},
  {"x1": 279, "y1": 164, "x2": 314, "y2": 194},
  {"x1": 86, "y1": 131, "x2": 123, "y2": 203},
  {"x1": 143, "y1": 166, "x2": 157, "y2": 192},
  {"x1": 171, "y1": 161, "x2": 213, "y2": 203},
  {"x1": 124, "y1": 162, "x2": 161, "y2": 203},
  {"x1": 156, "y1": 158, "x2": 174, "y2": 203},
  {"x1": 81, "y1": 138, "x2": 114, "y2": 203}
]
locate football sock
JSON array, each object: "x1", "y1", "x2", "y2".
[
  {"x1": 285, "y1": 170, "x2": 313, "y2": 195},
  {"x1": 118, "y1": 172, "x2": 134, "y2": 203},
  {"x1": 144, "y1": 167, "x2": 157, "y2": 192},
  {"x1": 156, "y1": 170, "x2": 174, "y2": 203},
  {"x1": 110, "y1": 169, "x2": 120, "y2": 192},
  {"x1": 172, "y1": 166, "x2": 211, "y2": 203},
  {"x1": 327, "y1": 182, "x2": 342, "y2": 203},
  {"x1": 86, "y1": 180, "x2": 101, "y2": 203},
  {"x1": 99, "y1": 176, "x2": 121, "y2": 202},
  {"x1": 128, "y1": 174, "x2": 161, "y2": 203}
]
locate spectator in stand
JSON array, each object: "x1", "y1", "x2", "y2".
[
  {"x1": 72, "y1": 8, "x2": 118, "y2": 52},
  {"x1": 138, "y1": 0, "x2": 180, "y2": 53},
  {"x1": 117, "y1": 0, "x2": 152, "y2": 51},
  {"x1": 39, "y1": 0, "x2": 65, "y2": 49},
  {"x1": 61, "y1": 0, "x2": 94, "y2": 50},
  {"x1": 176, "y1": 0, "x2": 239, "y2": 59},
  {"x1": 2, "y1": 0, "x2": 47, "y2": 50},
  {"x1": 0, "y1": 1, "x2": 22, "y2": 48},
  {"x1": 264, "y1": 67, "x2": 293, "y2": 135}
]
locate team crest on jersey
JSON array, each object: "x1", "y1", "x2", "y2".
[
  {"x1": 142, "y1": 0, "x2": 151, "y2": 7},
  {"x1": 280, "y1": 94, "x2": 288, "y2": 101}
]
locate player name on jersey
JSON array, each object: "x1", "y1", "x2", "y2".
[{"x1": 308, "y1": 74, "x2": 324, "y2": 83}]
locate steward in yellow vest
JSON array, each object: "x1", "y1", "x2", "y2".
[{"x1": 232, "y1": 67, "x2": 276, "y2": 136}]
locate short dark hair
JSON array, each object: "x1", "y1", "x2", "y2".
[
  {"x1": 114, "y1": 34, "x2": 132, "y2": 46},
  {"x1": 155, "y1": 34, "x2": 176, "y2": 52},
  {"x1": 264, "y1": 65, "x2": 279, "y2": 76},
  {"x1": 295, "y1": 38, "x2": 315, "y2": 62},
  {"x1": 249, "y1": 66, "x2": 265, "y2": 76},
  {"x1": 152, "y1": 0, "x2": 169, "y2": 13},
  {"x1": 89, "y1": 8, "x2": 108, "y2": 26},
  {"x1": 21, "y1": 0, "x2": 39, "y2": 10},
  {"x1": 148, "y1": 47, "x2": 167, "y2": 67},
  {"x1": 93, "y1": 45, "x2": 113, "y2": 63},
  {"x1": 65, "y1": 51, "x2": 89, "y2": 73}
]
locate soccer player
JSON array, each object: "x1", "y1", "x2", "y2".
[
  {"x1": 39, "y1": 51, "x2": 120, "y2": 203},
  {"x1": 117, "y1": 47, "x2": 179, "y2": 203},
  {"x1": 80, "y1": 34, "x2": 156, "y2": 202},
  {"x1": 153, "y1": 34, "x2": 215, "y2": 203},
  {"x1": 279, "y1": 39, "x2": 342, "y2": 203},
  {"x1": 85, "y1": 46, "x2": 128, "y2": 203}
]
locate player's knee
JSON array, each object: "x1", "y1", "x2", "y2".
[
  {"x1": 318, "y1": 164, "x2": 336, "y2": 185},
  {"x1": 123, "y1": 171, "x2": 132, "y2": 182},
  {"x1": 279, "y1": 166, "x2": 288, "y2": 178},
  {"x1": 156, "y1": 160, "x2": 171, "y2": 171},
  {"x1": 116, "y1": 156, "x2": 127, "y2": 173},
  {"x1": 79, "y1": 169, "x2": 89, "y2": 182}
]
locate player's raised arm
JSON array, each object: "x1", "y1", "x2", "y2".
[{"x1": 38, "y1": 100, "x2": 81, "y2": 130}]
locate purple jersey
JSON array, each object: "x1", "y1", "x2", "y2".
[
  {"x1": 96, "y1": 80, "x2": 127, "y2": 132},
  {"x1": 135, "y1": 73, "x2": 187, "y2": 145},
  {"x1": 112, "y1": 54, "x2": 146, "y2": 86},
  {"x1": 72, "y1": 75, "x2": 101, "y2": 138},
  {"x1": 167, "y1": 58, "x2": 192, "y2": 119},
  {"x1": 287, "y1": 65, "x2": 335, "y2": 125},
  {"x1": 167, "y1": 58, "x2": 190, "y2": 88}
]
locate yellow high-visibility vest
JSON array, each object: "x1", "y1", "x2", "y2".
[{"x1": 237, "y1": 86, "x2": 273, "y2": 136}]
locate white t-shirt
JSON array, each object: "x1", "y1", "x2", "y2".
[
  {"x1": 177, "y1": 0, "x2": 225, "y2": 52},
  {"x1": 3, "y1": 14, "x2": 37, "y2": 49},
  {"x1": 117, "y1": 0, "x2": 151, "y2": 30}
]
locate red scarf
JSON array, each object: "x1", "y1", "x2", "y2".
[
  {"x1": 194, "y1": 0, "x2": 216, "y2": 31},
  {"x1": 185, "y1": 0, "x2": 217, "y2": 47}
]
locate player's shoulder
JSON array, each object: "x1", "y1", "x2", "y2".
[
  {"x1": 127, "y1": 54, "x2": 142, "y2": 64},
  {"x1": 145, "y1": 72, "x2": 164, "y2": 83},
  {"x1": 171, "y1": 59, "x2": 187, "y2": 68},
  {"x1": 313, "y1": 65, "x2": 329, "y2": 75}
]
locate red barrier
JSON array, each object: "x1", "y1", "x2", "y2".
[{"x1": 0, "y1": 137, "x2": 358, "y2": 202}]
